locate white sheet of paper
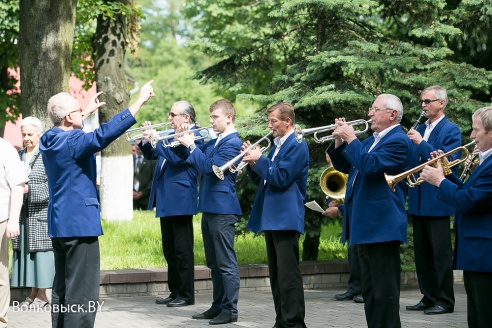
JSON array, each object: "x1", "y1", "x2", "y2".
[{"x1": 304, "y1": 200, "x2": 324, "y2": 213}]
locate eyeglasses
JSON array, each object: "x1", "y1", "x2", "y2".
[
  {"x1": 368, "y1": 107, "x2": 391, "y2": 114},
  {"x1": 168, "y1": 112, "x2": 185, "y2": 117},
  {"x1": 69, "y1": 108, "x2": 82, "y2": 115},
  {"x1": 422, "y1": 99, "x2": 440, "y2": 105}
]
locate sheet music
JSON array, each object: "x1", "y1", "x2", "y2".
[{"x1": 304, "y1": 200, "x2": 324, "y2": 213}]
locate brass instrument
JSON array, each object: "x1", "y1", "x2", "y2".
[
  {"x1": 319, "y1": 167, "x2": 347, "y2": 203},
  {"x1": 151, "y1": 126, "x2": 212, "y2": 148},
  {"x1": 125, "y1": 122, "x2": 171, "y2": 142},
  {"x1": 295, "y1": 119, "x2": 372, "y2": 143},
  {"x1": 212, "y1": 131, "x2": 273, "y2": 180},
  {"x1": 385, "y1": 141, "x2": 476, "y2": 192},
  {"x1": 459, "y1": 153, "x2": 479, "y2": 180},
  {"x1": 411, "y1": 111, "x2": 426, "y2": 130}
]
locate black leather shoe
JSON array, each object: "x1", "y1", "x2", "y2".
[
  {"x1": 406, "y1": 301, "x2": 432, "y2": 311},
  {"x1": 192, "y1": 308, "x2": 221, "y2": 320},
  {"x1": 334, "y1": 291, "x2": 356, "y2": 301},
  {"x1": 167, "y1": 299, "x2": 194, "y2": 307},
  {"x1": 155, "y1": 297, "x2": 174, "y2": 305},
  {"x1": 353, "y1": 294, "x2": 364, "y2": 303},
  {"x1": 209, "y1": 312, "x2": 238, "y2": 325},
  {"x1": 424, "y1": 305, "x2": 454, "y2": 315}
]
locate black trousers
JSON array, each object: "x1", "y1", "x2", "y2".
[
  {"x1": 464, "y1": 270, "x2": 492, "y2": 328},
  {"x1": 358, "y1": 241, "x2": 401, "y2": 328},
  {"x1": 413, "y1": 216, "x2": 455, "y2": 309},
  {"x1": 160, "y1": 215, "x2": 194, "y2": 302},
  {"x1": 265, "y1": 230, "x2": 306, "y2": 328},
  {"x1": 347, "y1": 243, "x2": 361, "y2": 295},
  {"x1": 51, "y1": 237, "x2": 100, "y2": 328}
]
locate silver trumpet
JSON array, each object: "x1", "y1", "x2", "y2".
[
  {"x1": 125, "y1": 122, "x2": 172, "y2": 142},
  {"x1": 212, "y1": 131, "x2": 273, "y2": 180},
  {"x1": 151, "y1": 126, "x2": 212, "y2": 148},
  {"x1": 295, "y1": 119, "x2": 372, "y2": 143}
]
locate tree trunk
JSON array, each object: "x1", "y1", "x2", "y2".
[
  {"x1": 19, "y1": 0, "x2": 78, "y2": 129},
  {"x1": 92, "y1": 0, "x2": 133, "y2": 221}
]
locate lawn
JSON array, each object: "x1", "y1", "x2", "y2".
[{"x1": 99, "y1": 210, "x2": 347, "y2": 270}]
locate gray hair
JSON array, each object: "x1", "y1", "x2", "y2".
[
  {"x1": 473, "y1": 106, "x2": 492, "y2": 131},
  {"x1": 173, "y1": 100, "x2": 196, "y2": 123},
  {"x1": 422, "y1": 86, "x2": 448, "y2": 108},
  {"x1": 378, "y1": 94, "x2": 403, "y2": 122},
  {"x1": 20, "y1": 116, "x2": 44, "y2": 134},
  {"x1": 47, "y1": 92, "x2": 80, "y2": 126}
]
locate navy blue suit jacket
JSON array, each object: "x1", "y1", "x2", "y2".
[
  {"x1": 328, "y1": 125, "x2": 413, "y2": 245},
  {"x1": 437, "y1": 156, "x2": 492, "y2": 272},
  {"x1": 40, "y1": 109, "x2": 136, "y2": 238},
  {"x1": 247, "y1": 133, "x2": 310, "y2": 234},
  {"x1": 139, "y1": 128, "x2": 203, "y2": 218},
  {"x1": 408, "y1": 117, "x2": 461, "y2": 216},
  {"x1": 184, "y1": 132, "x2": 242, "y2": 216}
]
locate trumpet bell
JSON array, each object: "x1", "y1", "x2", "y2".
[{"x1": 320, "y1": 167, "x2": 347, "y2": 202}]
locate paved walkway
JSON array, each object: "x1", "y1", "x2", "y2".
[{"x1": 8, "y1": 284, "x2": 467, "y2": 327}]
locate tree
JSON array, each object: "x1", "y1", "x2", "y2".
[
  {"x1": 90, "y1": 0, "x2": 142, "y2": 221},
  {"x1": 184, "y1": 0, "x2": 492, "y2": 260},
  {"x1": 0, "y1": 0, "x2": 20, "y2": 136}
]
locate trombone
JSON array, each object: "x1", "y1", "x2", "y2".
[
  {"x1": 125, "y1": 123, "x2": 172, "y2": 142},
  {"x1": 385, "y1": 141, "x2": 476, "y2": 192},
  {"x1": 151, "y1": 126, "x2": 212, "y2": 148},
  {"x1": 212, "y1": 131, "x2": 273, "y2": 180},
  {"x1": 295, "y1": 119, "x2": 372, "y2": 143}
]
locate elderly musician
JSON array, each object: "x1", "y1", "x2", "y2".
[
  {"x1": 139, "y1": 101, "x2": 203, "y2": 308},
  {"x1": 420, "y1": 106, "x2": 492, "y2": 327},
  {"x1": 175, "y1": 99, "x2": 242, "y2": 325},
  {"x1": 242, "y1": 102, "x2": 310, "y2": 328},
  {"x1": 40, "y1": 81, "x2": 155, "y2": 328},
  {"x1": 328, "y1": 94, "x2": 413, "y2": 328},
  {"x1": 406, "y1": 86, "x2": 460, "y2": 315}
]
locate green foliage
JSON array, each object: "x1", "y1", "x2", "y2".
[{"x1": 0, "y1": 0, "x2": 20, "y2": 128}]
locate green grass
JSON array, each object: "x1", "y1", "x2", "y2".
[{"x1": 99, "y1": 211, "x2": 348, "y2": 270}]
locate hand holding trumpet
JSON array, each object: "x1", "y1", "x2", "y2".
[
  {"x1": 174, "y1": 123, "x2": 195, "y2": 147},
  {"x1": 332, "y1": 118, "x2": 357, "y2": 146},
  {"x1": 241, "y1": 140, "x2": 262, "y2": 166},
  {"x1": 420, "y1": 150, "x2": 446, "y2": 187}
]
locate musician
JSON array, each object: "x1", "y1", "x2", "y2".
[
  {"x1": 242, "y1": 102, "x2": 309, "y2": 328},
  {"x1": 406, "y1": 86, "x2": 460, "y2": 314},
  {"x1": 420, "y1": 105, "x2": 492, "y2": 327},
  {"x1": 139, "y1": 101, "x2": 202, "y2": 308},
  {"x1": 322, "y1": 154, "x2": 363, "y2": 304},
  {"x1": 39, "y1": 81, "x2": 154, "y2": 327},
  {"x1": 175, "y1": 99, "x2": 242, "y2": 325},
  {"x1": 328, "y1": 94, "x2": 413, "y2": 327}
]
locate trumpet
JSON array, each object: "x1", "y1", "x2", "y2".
[
  {"x1": 212, "y1": 131, "x2": 273, "y2": 180},
  {"x1": 295, "y1": 119, "x2": 372, "y2": 143},
  {"x1": 385, "y1": 141, "x2": 476, "y2": 192},
  {"x1": 125, "y1": 122, "x2": 172, "y2": 142},
  {"x1": 151, "y1": 126, "x2": 212, "y2": 148},
  {"x1": 411, "y1": 110, "x2": 426, "y2": 130}
]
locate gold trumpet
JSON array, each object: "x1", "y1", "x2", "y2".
[
  {"x1": 151, "y1": 126, "x2": 212, "y2": 148},
  {"x1": 385, "y1": 141, "x2": 476, "y2": 192},
  {"x1": 125, "y1": 122, "x2": 172, "y2": 142},
  {"x1": 212, "y1": 131, "x2": 273, "y2": 180},
  {"x1": 320, "y1": 167, "x2": 347, "y2": 203},
  {"x1": 295, "y1": 119, "x2": 372, "y2": 143}
]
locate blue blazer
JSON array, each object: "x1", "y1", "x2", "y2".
[
  {"x1": 408, "y1": 117, "x2": 461, "y2": 216},
  {"x1": 328, "y1": 125, "x2": 413, "y2": 245},
  {"x1": 247, "y1": 133, "x2": 310, "y2": 234},
  {"x1": 183, "y1": 132, "x2": 242, "y2": 216},
  {"x1": 437, "y1": 156, "x2": 492, "y2": 272},
  {"x1": 139, "y1": 128, "x2": 203, "y2": 218},
  {"x1": 40, "y1": 109, "x2": 136, "y2": 238}
]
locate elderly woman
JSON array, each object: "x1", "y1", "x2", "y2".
[{"x1": 11, "y1": 116, "x2": 54, "y2": 308}]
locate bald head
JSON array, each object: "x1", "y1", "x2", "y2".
[{"x1": 47, "y1": 92, "x2": 80, "y2": 126}]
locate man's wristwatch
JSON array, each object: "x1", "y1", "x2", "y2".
[{"x1": 188, "y1": 144, "x2": 196, "y2": 153}]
